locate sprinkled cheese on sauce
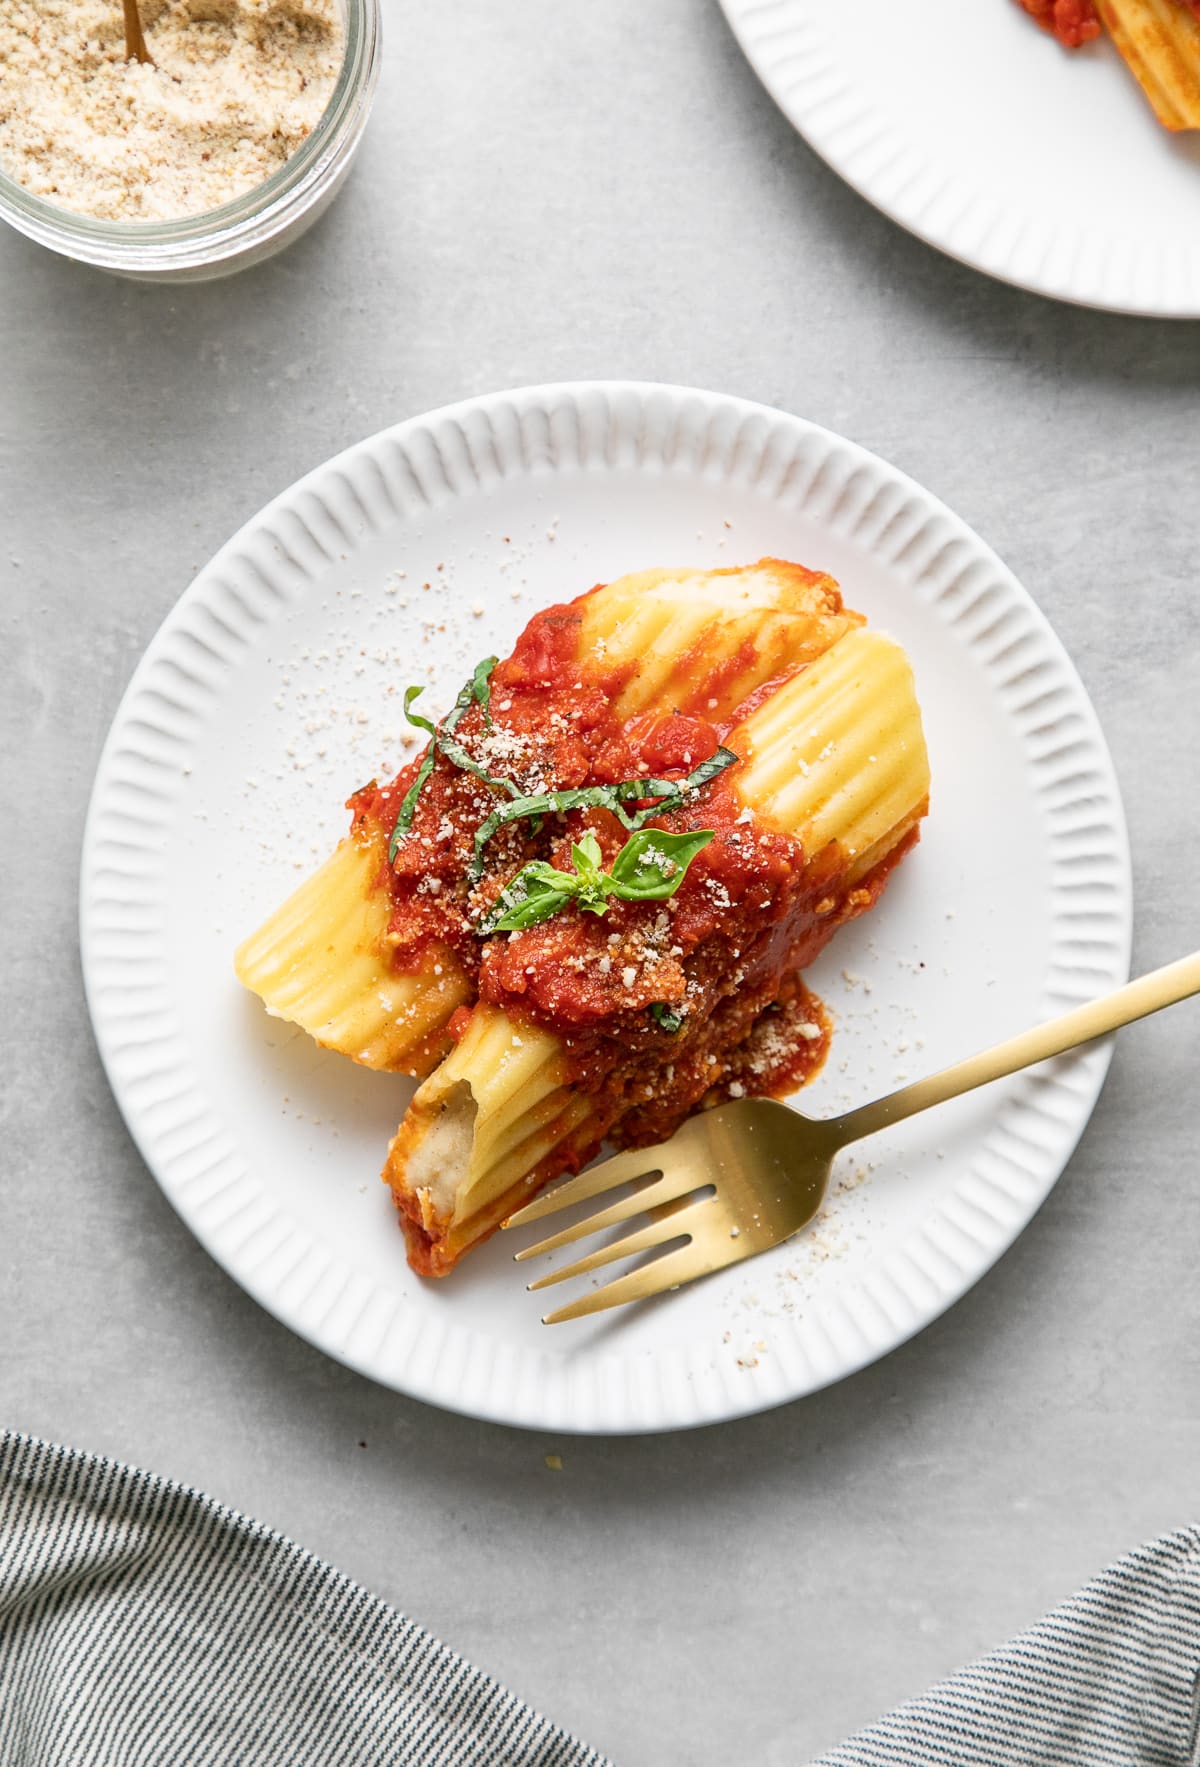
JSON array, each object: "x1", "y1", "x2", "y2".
[{"x1": 334, "y1": 581, "x2": 922, "y2": 1169}]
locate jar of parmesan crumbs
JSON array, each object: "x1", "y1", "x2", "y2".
[{"x1": 0, "y1": 0, "x2": 379, "y2": 281}]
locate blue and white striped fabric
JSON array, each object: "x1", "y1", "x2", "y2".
[
  {"x1": 814, "y1": 1528, "x2": 1200, "y2": 1767},
  {"x1": 0, "y1": 1432, "x2": 610, "y2": 1767},
  {"x1": 4, "y1": 1430, "x2": 1200, "y2": 1766}
]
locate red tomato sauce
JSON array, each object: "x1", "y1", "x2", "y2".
[
  {"x1": 1017, "y1": 0, "x2": 1200, "y2": 49},
  {"x1": 1017, "y1": 0, "x2": 1101, "y2": 47},
  {"x1": 349, "y1": 596, "x2": 918, "y2": 1139}
]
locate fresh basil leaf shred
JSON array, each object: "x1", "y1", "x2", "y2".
[
  {"x1": 389, "y1": 662, "x2": 514, "y2": 859},
  {"x1": 478, "y1": 868, "x2": 577, "y2": 935},
  {"x1": 402, "y1": 684, "x2": 438, "y2": 737},
  {"x1": 389, "y1": 685, "x2": 442, "y2": 861},
  {"x1": 437, "y1": 728, "x2": 523, "y2": 797},
  {"x1": 572, "y1": 831, "x2": 603, "y2": 872},
  {"x1": 470, "y1": 786, "x2": 633, "y2": 880},
  {"x1": 469, "y1": 747, "x2": 738, "y2": 879},
  {"x1": 569, "y1": 832, "x2": 611, "y2": 914},
  {"x1": 685, "y1": 745, "x2": 739, "y2": 789},
  {"x1": 446, "y1": 674, "x2": 474, "y2": 725},
  {"x1": 390, "y1": 749, "x2": 436, "y2": 860},
  {"x1": 489, "y1": 890, "x2": 574, "y2": 934},
  {"x1": 439, "y1": 663, "x2": 519, "y2": 793},
  {"x1": 625, "y1": 746, "x2": 740, "y2": 829},
  {"x1": 472, "y1": 656, "x2": 497, "y2": 727},
  {"x1": 474, "y1": 821, "x2": 717, "y2": 935},
  {"x1": 393, "y1": 665, "x2": 738, "y2": 888},
  {"x1": 649, "y1": 1002, "x2": 685, "y2": 1033}
]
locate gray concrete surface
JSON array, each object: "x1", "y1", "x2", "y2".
[{"x1": 3, "y1": 3, "x2": 1200, "y2": 1763}]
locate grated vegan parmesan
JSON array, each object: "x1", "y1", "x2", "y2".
[{"x1": 0, "y1": 0, "x2": 344, "y2": 221}]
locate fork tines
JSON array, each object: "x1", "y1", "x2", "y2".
[{"x1": 502, "y1": 1135, "x2": 719, "y2": 1324}]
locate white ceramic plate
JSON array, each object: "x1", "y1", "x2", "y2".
[
  {"x1": 719, "y1": 0, "x2": 1200, "y2": 315},
  {"x1": 81, "y1": 382, "x2": 1131, "y2": 1434}
]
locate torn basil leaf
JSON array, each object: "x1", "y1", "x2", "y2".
[
  {"x1": 389, "y1": 662, "x2": 511, "y2": 861},
  {"x1": 438, "y1": 661, "x2": 519, "y2": 795},
  {"x1": 470, "y1": 747, "x2": 738, "y2": 878},
  {"x1": 388, "y1": 685, "x2": 442, "y2": 860},
  {"x1": 625, "y1": 747, "x2": 739, "y2": 830},
  {"x1": 390, "y1": 659, "x2": 739, "y2": 887},
  {"x1": 606, "y1": 828, "x2": 715, "y2": 900},
  {"x1": 477, "y1": 864, "x2": 576, "y2": 935},
  {"x1": 402, "y1": 683, "x2": 438, "y2": 738},
  {"x1": 471, "y1": 785, "x2": 638, "y2": 881},
  {"x1": 472, "y1": 655, "x2": 497, "y2": 727},
  {"x1": 570, "y1": 832, "x2": 611, "y2": 915},
  {"x1": 649, "y1": 1002, "x2": 685, "y2": 1033},
  {"x1": 390, "y1": 748, "x2": 436, "y2": 860},
  {"x1": 436, "y1": 727, "x2": 522, "y2": 797},
  {"x1": 475, "y1": 823, "x2": 717, "y2": 937}
]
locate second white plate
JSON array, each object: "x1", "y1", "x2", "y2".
[
  {"x1": 81, "y1": 381, "x2": 1131, "y2": 1433},
  {"x1": 720, "y1": 0, "x2": 1200, "y2": 315}
]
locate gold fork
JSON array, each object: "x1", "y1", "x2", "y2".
[{"x1": 503, "y1": 950, "x2": 1200, "y2": 1324}]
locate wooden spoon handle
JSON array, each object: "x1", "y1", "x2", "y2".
[{"x1": 122, "y1": 0, "x2": 153, "y2": 64}]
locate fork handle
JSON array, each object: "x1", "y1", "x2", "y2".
[{"x1": 828, "y1": 949, "x2": 1200, "y2": 1147}]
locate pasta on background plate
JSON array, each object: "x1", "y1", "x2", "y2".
[
  {"x1": 1019, "y1": 0, "x2": 1200, "y2": 129},
  {"x1": 236, "y1": 560, "x2": 931, "y2": 1277}
]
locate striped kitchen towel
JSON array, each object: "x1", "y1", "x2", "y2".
[
  {"x1": 813, "y1": 1526, "x2": 1200, "y2": 1767},
  {"x1": 5, "y1": 1431, "x2": 1200, "y2": 1767},
  {"x1": 0, "y1": 1431, "x2": 610, "y2": 1767}
]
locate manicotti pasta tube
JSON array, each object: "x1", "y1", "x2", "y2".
[
  {"x1": 234, "y1": 561, "x2": 859, "y2": 1077},
  {"x1": 1096, "y1": 0, "x2": 1200, "y2": 129},
  {"x1": 385, "y1": 625, "x2": 930, "y2": 1275}
]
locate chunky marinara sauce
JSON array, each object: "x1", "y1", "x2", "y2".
[
  {"x1": 1017, "y1": 0, "x2": 1200, "y2": 50},
  {"x1": 350, "y1": 595, "x2": 915, "y2": 1151},
  {"x1": 1016, "y1": 0, "x2": 1101, "y2": 47}
]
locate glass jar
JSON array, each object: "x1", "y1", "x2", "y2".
[{"x1": 0, "y1": 0, "x2": 380, "y2": 283}]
